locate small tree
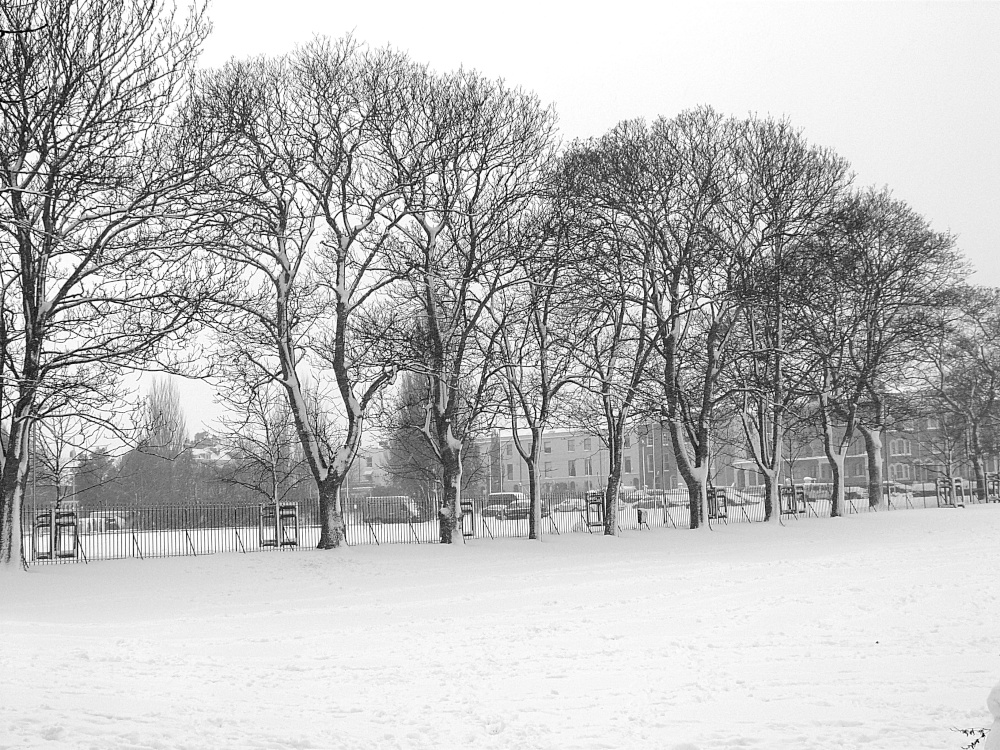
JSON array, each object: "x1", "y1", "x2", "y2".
[
  {"x1": 116, "y1": 378, "x2": 192, "y2": 506},
  {"x1": 381, "y1": 372, "x2": 488, "y2": 506},
  {"x1": 215, "y1": 383, "x2": 309, "y2": 506}
]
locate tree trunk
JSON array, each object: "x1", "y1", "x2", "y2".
[
  {"x1": 686, "y1": 477, "x2": 707, "y2": 528},
  {"x1": 0, "y1": 415, "x2": 32, "y2": 567},
  {"x1": 317, "y1": 478, "x2": 347, "y2": 549},
  {"x1": 762, "y1": 469, "x2": 778, "y2": 522},
  {"x1": 604, "y1": 471, "x2": 621, "y2": 535},
  {"x1": 0, "y1": 461, "x2": 25, "y2": 567},
  {"x1": 527, "y1": 461, "x2": 540, "y2": 540},
  {"x1": 828, "y1": 453, "x2": 845, "y2": 517},
  {"x1": 524, "y1": 426, "x2": 543, "y2": 540},
  {"x1": 666, "y1": 419, "x2": 709, "y2": 529},
  {"x1": 971, "y1": 454, "x2": 986, "y2": 503},
  {"x1": 439, "y1": 449, "x2": 462, "y2": 544},
  {"x1": 687, "y1": 468, "x2": 709, "y2": 529},
  {"x1": 819, "y1": 386, "x2": 850, "y2": 519},
  {"x1": 858, "y1": 423, "x2": 884, "y2": 508},
  {"x1": 738, "y1": 410, "x2": 781, "y2": 522},
  {"x1": 970, "y1": 422, "x2": 987, "y2": 502}
]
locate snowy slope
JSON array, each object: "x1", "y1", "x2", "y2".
[{"x1": 2, "y1": 505, "x2": 998, "y2": 749}]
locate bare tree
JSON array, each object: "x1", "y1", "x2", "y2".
[
  {"x1": 383, "y1": 67, "x2": 557, "y2": 543},
  {"x1": 194, "y1": 38, "x2": 408, "y2": 549},
  {"x1": 845, "y1": 191, "x2": 963, "y2": 506},
  {"x1": 115, "y1": 378, "x2": 192, "y2": 506},
  {"x1": 724, "y1": 116, "x2": 851, "y2": 521},
  {"x1": 792, "y1": 190, "x2": 959, "y2": 514},
  {"x1": 0, "y1": 0, "x2": 213, "y2": 566},
  {"x1": 805, "y1": 191, "x2": 959, "y2": 513},
  {"x1": 215, "y1": 382, "x2": 309, "y2": 505},
  {"x1": 0, "y1": 2, "x2": 45, "y2": 106},
  {"x1": 492, "y1": 198, "x2": 581, "y2": 539},
  {"x1": 380, "y1": 371, "x2": 488, "y2": 502},
  {"x1": 564, "y1": 110, "x2": 745, "y2": 530},
  {"x1": 917, "y1": 285, "x2": 1000, "y2": 500},
  {"x1": 140, "y1": 378, "x2": 189, "y2": 456},
  {"x1": 32, "y1": 413, "x2": 102, "y2": 509}
]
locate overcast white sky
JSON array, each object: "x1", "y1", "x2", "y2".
[{"x1": 182, "y1": 0, "x2": 1000, "y2": 429}]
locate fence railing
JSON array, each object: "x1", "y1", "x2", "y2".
[{"x1": 21, "y1": 479, "x2": 999, "y2": 565}]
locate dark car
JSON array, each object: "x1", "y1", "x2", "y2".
[
  {"x1": 482, "y1": 493, "x2": 549, "y2": 520},
  {"x1": 502, "y1": 499, "x2": 552, "y2": 520},
  {"x1": 362, "y1": 495, "x2": 422, "y2": 523},
  {"x1": 482, "y1": 492, "x2": 525, "y2": 519}
]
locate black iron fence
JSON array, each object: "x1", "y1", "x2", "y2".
[{"x1": 21, "y1": 478, "x2": 1000, "y2": 565}]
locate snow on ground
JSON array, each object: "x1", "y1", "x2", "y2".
[{"x1": 2, "y1": 505, "x2": 999, "y2": 750}]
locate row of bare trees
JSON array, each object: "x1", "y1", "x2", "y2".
[{"x1": 2, "y1": 1, "x2": 994, "y2": 565}]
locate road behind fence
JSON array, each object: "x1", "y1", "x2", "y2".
[{"x1": 20, "y1": 481, "x2": 997, "y2": 565}]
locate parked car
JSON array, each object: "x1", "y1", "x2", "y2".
[
  {"x1": 800, "y1": 483, "x2": 831, "y2": 503},
  {"x1": 482, "y1": 492, "x2": 527, "y2": 519},
  {"x1": 616, "y1": 488, "x2": 638, "y2": 505},
  {"x1": 501, "y1": 499, "x2": 551, "y2": 520},
  {"x1": 844, "y1": 486, "x2": 869, "y2": 502},
  {"x1": 553, "y1": 497, "x2": 586, "y2": 513},
  {"x1": 482, "y1": 492, "x2": 550, "y2": 520},
  {"x1": 362, "y1": 495, "x2": 422, "y2": 524},
  {"x1": 726, "y1": 488, "x2": 761, "y2": 506}
]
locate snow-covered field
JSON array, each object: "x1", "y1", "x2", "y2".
[{"x1": 2, "y1": 505, "x2": 998, "y2": 750}]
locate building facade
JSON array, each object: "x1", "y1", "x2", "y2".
[{"x1": 477, "y1": 424, "x2": 681, "y2": 497}]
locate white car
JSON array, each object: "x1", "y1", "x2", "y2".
[
  {"x1": 553, "y1": 497, "x2": 586, "y2": 513},
  {"x1": 78, "y1": 511, "x2": 126, "y2": 534}
]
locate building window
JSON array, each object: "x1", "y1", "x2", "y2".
[
  {"x1": 584, "y1": 438, "x2": 592, "y2": 451},
  {"x1": 568, "y1": 460, "x2": 577, "y2": 477},
  {"x1": 567, "y1": 438, "x2": 575, "y2": 452},
  {"x1": 544, "y1": 461, "x2": 552, "y2": 477},
  {"x1": 890, "y1": 439, "x2": 911, "y2": 456},
  {"x1": 365, "y1": 456, "x2": 373, "y2": 468},
  {"x1": 506, "y1": 463, "x2": 514, "y2": 480},
  {"x1": 584, "y1": 458, "x2": 593, "y2": 475},
  {"x1": 505, "y1": 443, "x2": 513, "y2": 457},
  {"x1": 889, "y1": 462, "x2": 911, "y2": 481},
  {"x1": 543, "y1": 441, "x2": 551, "y2": 454},
  {"x1": 624, "y1": 456, "x2": 632, "y2": 474},
  {"x1": 624, "y1": 436, "x2": 631, "y2": 448},
  {"x1": 927, "y1": 417, "x2": 940, "y2": 430}
]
